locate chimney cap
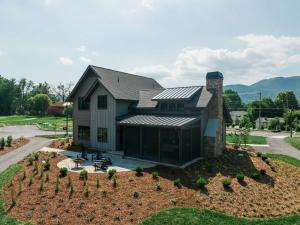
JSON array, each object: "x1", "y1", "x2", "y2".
[{"x1": 206, "y1": 71, "x2": 223, "y2": 79}]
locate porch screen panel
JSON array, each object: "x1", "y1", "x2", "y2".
[
  {"x1": 160, "y1": 128, "x2": 180, "y2": 164},
  {"x1": 191, "y1": 127, "x2": 201, "y2": 158},
  {"x1": 182, "y1": 129, "x2": 191, "y2": 163},
  {"x1": 142, "y1": 127, "x2": 159, "y2": 161},
  {"x1": 125, "y1": 126, "x2": 140, "y2": 157}
]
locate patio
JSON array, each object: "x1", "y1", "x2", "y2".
[{"x1": 40, "y1": 147, "x2": 156, "y2": 173}]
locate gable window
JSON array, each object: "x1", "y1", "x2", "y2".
[
  {"x1": 98, "y1": 128, "x2": 108, "y2": 143},
  {"x1": 78, "y1": 97, "x2": 90, "y2": 110},
  {"x1": 98, "y1": 95, "x2": 107, "y2": 109},
  {"x1": 161, "y1": 103, "x2": 168, "y2": 112},
  {"x1": 78, "y1": 126, "x2": 90, "y2": 140},
  {"x1": 177, "y1": 103, "x2": 184, "y2": 112},
  {"x1": 168, "y1": 103, "x2": 176, "y2": 112}
]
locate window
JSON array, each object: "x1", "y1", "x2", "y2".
[
  {"x1": 161, "y1": 103, "x2": 168, "y2": 112},
  {"x1": 78, "y1": 126, "x2": 90, "y2": 140},
  {"x1": 98, "y1": 128, "x2": 108, "y2": 143},
  {"x1": 177, "y1": 103, "x2": 184, "y2": 112},
  {"x1": 98, "y1": 95, "x2": 107, "y2": 109},
  {"x1": 168, "y1": 103, "x2": 176, "y2": 112},
  {"x1": 78, "y1": 97, "x2": 90, "y2": 110}
]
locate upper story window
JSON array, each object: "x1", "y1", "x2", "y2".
[
  {"x1": 78, "y1": 97, "x2": 90, "y2": 110},
  {"x1": 98, "y1": 95, "x2": 107, "y2": 109},
  {"x1": 177, "y1": 103, "x2": 184, "y2": 112},
  {"x1": 160, "y1": 102, "x2": 185, "y2": 112},
  {"x1": 168, "y1": 103, "x2": 176, "y2": 112},
  {"x1": 161, "y1": 103, "x2": 168, "y2": 112}
]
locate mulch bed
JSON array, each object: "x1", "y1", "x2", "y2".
[
  {"x1": 2, "y1": 148, "x2": 300, "y2": 225},
  {"x1": 0, "y1": 137, "x2": 29, "y2": 156}
]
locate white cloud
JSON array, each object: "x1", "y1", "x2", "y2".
[
  {"x1": 59, "y1": 57, "x2": 73, "y2": 65},
  {"x1": 142, "y1": 0, "x2": 154, "y2": 10},
  {"x1": 131, "y1": 34, "x2": 300, "y2": 87},
  {"x1": 79, "y1": 57, "x2": 91, "y2": 63},
  {"x1": 76, "y1": 45, "x2": 87, "y2": 53}
]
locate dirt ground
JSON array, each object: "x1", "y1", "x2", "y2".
[
  {"x1": 0, "y1": 137, "x2": 29, "y2": 156},
  {"x1": 3, "y1": 148, "x2": 300, "y2": 225}
]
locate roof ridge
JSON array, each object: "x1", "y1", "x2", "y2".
[
  {"x1": 90, "y1": 65, "x2": 156, "y2": 80},
  {"x1": 164, "y1": 86, "x2": 202, "y2": 89}
]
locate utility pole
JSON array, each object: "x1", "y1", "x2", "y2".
[{"x1": 258, "y1": 92, "x2": 262, "y2": 130}]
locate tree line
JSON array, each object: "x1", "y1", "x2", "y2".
[{"x1": 0, "y1": 75, "x2": 73, "y2": 116}]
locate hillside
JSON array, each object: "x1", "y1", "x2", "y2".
[{"x1": 224, "y1": 76, "x2": 300, "y2": 103}]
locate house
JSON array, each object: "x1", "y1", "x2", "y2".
[
  {"x1": 47, "y1": 102, "x2": 66, "y2": 116},
  {"x1": 67, "y1": 65, "x2": 232, "y2": 166},
  {"x1": 255, "y1": 117, "x2": 285, "y2": 130},
  {"x1": 230, "y1": 111, "x2": 247, "y2": 124}
]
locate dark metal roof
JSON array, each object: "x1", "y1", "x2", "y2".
[
  {"x1": 152, "y1": 86, "x2": 201, "y2": 100},
  {"x1": 117, "y1": 115, "x2": 200, "y2": 127}
]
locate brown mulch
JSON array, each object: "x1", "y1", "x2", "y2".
[
  {"x1": 3, "y1": 149, "x2": 300, "y2": 225},
  {"x1": 0, "y1": 137, "x2": 29, "y2": 156}
]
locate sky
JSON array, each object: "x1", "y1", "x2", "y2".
[{"x1": 1, "y1": 0, "x2": 300, "y2": 87}]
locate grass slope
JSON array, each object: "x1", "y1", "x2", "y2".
[
  {"x1": 226, "y1": 135, "x2": 267, "y2": 145},
  {"x1": 285, "y1": 137, "x2": 300, "y2": 151},
  {"x1": 141, "y1": 154, "x2": 300, "y2": 225},
  {"x1": 0, "y1": 164, "x2": 32, "y2": 225},
  {"x1": 0, "y1": 115, "x2": 72, "y2": 131}
]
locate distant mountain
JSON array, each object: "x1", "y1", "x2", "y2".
[{"x1": 224, "y1": 76, "x2": 300, "y2": 103}]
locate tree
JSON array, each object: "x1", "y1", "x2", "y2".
[
  {"x1": 52, "y1": 82, "x2": 74, "y2": 101},
  {"x1": 239, "y1": 115, "x2": 252, "y2": 129},
  {"x1": 275, "y1": 91, "x2": 299, "y2": 110},
  {"x1": 223, "y1": 89, "x2": 244, "y2": 110},
  {"x1": 28, "y1": 94, "x2": 52, "y2": 116}
]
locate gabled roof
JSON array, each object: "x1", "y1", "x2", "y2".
[
  {"x1": 152, "y1": 86, "x2": 201, "y2": 100},
  {"x1": 67, "y1": 65, "x2": 163, "y2": 101}
]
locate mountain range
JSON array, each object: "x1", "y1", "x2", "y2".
[{"x1": 224, "y1": 76, "x2": 300, "y2": 103}]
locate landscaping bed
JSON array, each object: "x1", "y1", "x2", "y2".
[
  {"x1": 2, "y1": 149, "x2": 300, "y2": 225},
  {"x1": 0, "y1": 137, "x2": 29, "y2": 156}
]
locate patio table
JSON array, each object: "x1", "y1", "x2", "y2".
[{"x1": 73, "y1": 158, "x2": 85, "y2": 169}]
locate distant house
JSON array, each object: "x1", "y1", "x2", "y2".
[
  {"x1": 255, "y1": 117, "x2": 285, "y2": 129},
  {"x1": 47, "y1": 102, "x2": 65, "y2": 116},
  {"x1": 230, "y1": 111, "x2": 247, "y2": 123},
  {"x1": 67, "y1": 65, "x2": 232, "y2": 166}
]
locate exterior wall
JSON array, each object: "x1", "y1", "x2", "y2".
[
  {"x1": 90, "y1": 84, "x2": 116, "y2": 151},
  {"x1": 73, "y1": 75, "x2": 97, "y2": 146},
  {"x1": 116, "y1": 100, "x2": 131, "y2": 117}
]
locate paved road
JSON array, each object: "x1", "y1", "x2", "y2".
[
  {"x1": 0, "y1": 137, "x2": 52, "y2": 172},
  {"x1": 0, "y1": 125, "x2": 65, "y2": 139}
]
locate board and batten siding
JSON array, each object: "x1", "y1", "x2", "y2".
[
  {"x1": 90, "y1": 84, "x2": 116, "y2": 151},
  {"x1": 73, "y1": 76, "x2": 97, "y2": 146}
]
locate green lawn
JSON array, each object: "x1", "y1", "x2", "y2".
[
  {"x1": 0, "y1": 164, "x2": 32, "y2": 225},
  {"x1": 36, "y1": 134, "x2": 72, "y2": 139},
  {"x1": 0, "y1": 115, "x2": 72, "y2": 131},
  {"x1": 226, "y1": 135, "x2": 267, "y2": 145},
  {"x1": 285, "y1": 137, "x2": 300, "y2": 151},
  {"x1": 141, "y1": 154, "x2": 300, "y2": 225}
]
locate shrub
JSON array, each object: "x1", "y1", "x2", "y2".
[
  {"x1": 28, "y1": 175, "x2": 33, "y2": 186},
  {"x1": 152, "y1": 171, "x2": 159, "y2": 180},
  {"x1": 50, "y1": 152, "x2": 57, "y2": 158},
  {"x1": 236, "y1": 172, "x2": 245, "y2": 182},
  {"x1": 96, "y1": 175, "x2": 100, "y2": 188},
  {"x1": 69, "y1": 185, "x2": 74, "y2": 198},
  {"x1": 265, "y1": 159, "x2": 271, "y2": 165},
  {"x1": 6, "y1": 135, "x2": 13, "y2": 147},
  {"x1": 196, "y1": 177, "x2": 208, "y2": 189},
  {"x1": 156, "y1": 183, "x2": 161, "y2": 191},
  {"x1": 133, "y1": 191, "x2": 139, "y2": 198},
  {"x1": 222, "y1": 178, "x2": 232, "y2": 188},
  {"x1": 45, "y1": 173, "x2": 49, "y2": 182},
  {"x1": 79, "y1": 169, "x2": 88, "y2": 180},
  {"x1": 44, "y1": 159, "x2": 51, "y2": 171},
  {"x1": 84, "y1": 184, "x2": 90, "y2": 197},
  {"x1": 32, "y1": 152, "x2": 39, "y2": 161},
  {"x1": 261, "y1": 155, "x2": 268, "y2": 161},
  {"x1": 260, "y1": 169, "x2": 266, "y2": 175},
  {"x1": 55, "y1": 177, "x2": 60, "y2": 193},
  {"x1": 112, "y1": 177, "x2": 117, "y2": 188},
  {"x1": 27, "y1": 156, "x2": 34, "y2": 166},
  {"x1": 0, "y1": 137, "x2": 5, "y2": 149},
  {"x1": 173, "y1": 178, "x2": 182, "y2": 187},
  {"x1": 67, "y1": 176, "x2": 72, "y2": 188},
  {"x1": 107, "y1": 169, "x2": 116, "y2": 179},
  {"x1": 134, "y1": 166, "x2": 143, "y2": 176},
  {"x1": 59, "y1": 167, "x2": 68, "y2": 177},
  {"x1": 33, "y1": 161, "x2": 39, "y2": 174},
  {"x1": 39, "y1": 178, "x2": 44, "y2": 192},
  {"x1": 250, "y1": 170, "x2": 260, "y2": 179},
  {"x1": 21, "y1": 171, "x2": 26, "y2": 181},
  {"x1": 256, "y1": 152, "x2": 262, "y2": 157}
]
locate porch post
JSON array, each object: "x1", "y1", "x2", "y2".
[
  {"x1": 179, "y1": 128, "x2": 182, "y2": 163},
  {"x1": 122, "y1": 126, "x2": 126, "y2": 155},
  {"x1": 139, "y1": 127, "x2": 143, "y2": 157},
  {"x1": 158, "y1": 128, "x2": 161, "y2": 162}
]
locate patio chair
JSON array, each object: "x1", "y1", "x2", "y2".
[{"x1": 94, "y1": 161, "x2": 108, "y2": 171}]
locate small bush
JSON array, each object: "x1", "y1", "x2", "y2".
[
  {"x1": 6, "y1": 136, "x2": 13, "y2": 147},
  {"x1": 265, "y1": 159, "x2": 271, "y2": 165},
  {"x1": 133, "y1": 166, "x2": 143, "y2": 176},
  {"x1": 256, "y1": 152, "x2": 262, "y2": 157},
  {"x1": 32, "y1": 152, "x2": 39, "y2": 161},
  {"x1": 260, "y1": 169, "x2": 266, "y2": 175},
  {"x1": 28, "y1": 175, "x2": 33, "y2": 186},
  {"x1": 156, "y1": 183, "x2": 161, "y2": 191},
  {"x1": 0, "y1": 137, "x2": 5, "y2": 149},
  {"x1": 250, "y1": 170, "x2": 260, "y2": 179},
  {"x1": 50, "y1": 152, "x2": 57, "y2": 158},
  {"x1": 196, "y1": 177, "x2": 208, "y2": 189},
  {"x1": 173, "y1": 178, "x2": 182, "y2": 187},
  {"x1": 33, "y1": 161, "x2": 39, "y2": 174},
  {"x1": 152, "y1": 171, "x2": 159, "y2": 180},
  {"x1": 133, "y1": 191, "x2": 139, "y2": 198},
  {"x1": 55, "y1": 177, "x2": 60, "y2": 193},
  {"x1": 79, "y1": 169, "x2": 88, "y2": 180},
  {"x1": 45, "y1": 173, "x2": 49, "y2": 182},
  {"x1": 67, "y1": 176, "x2": 72, "y2": 188},
  {"x1": 236, "y1": 172, "x2": 245, "y2": 182},
  {"x1": 59, "y1": 167, "x2": 68, "y2": 177},
  {"x1": 21, "y1": 171, "x2": 26, "y2": 181},
  {"x1": 107, "y1": 169, "x2": 116, "y2": 179},
  {"x1": 84, "y1": 184, "x2": 90, "y2": 197},
  {"x1": 271, "y1": 166, "x2": 277, "y2": 172},
  {"x1": 27, "y1": 156, "x2": 34, "y2": 166},
  {"x1": 222, "y1": 178, "x2": 231, "y2": 188},
  {"x1": 261, "y1": 155, "x2": 268, "y2": 161},
  {"x1": 39, "y1": 178, "x2": 44, "y2": 192},
  {"x1": 43, "y1": 159, "x2": 51, "y2": 171}
]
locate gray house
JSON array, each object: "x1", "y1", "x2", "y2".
[{"x1": 67, "y1": 65, "x2": 232, "y2": 166}]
